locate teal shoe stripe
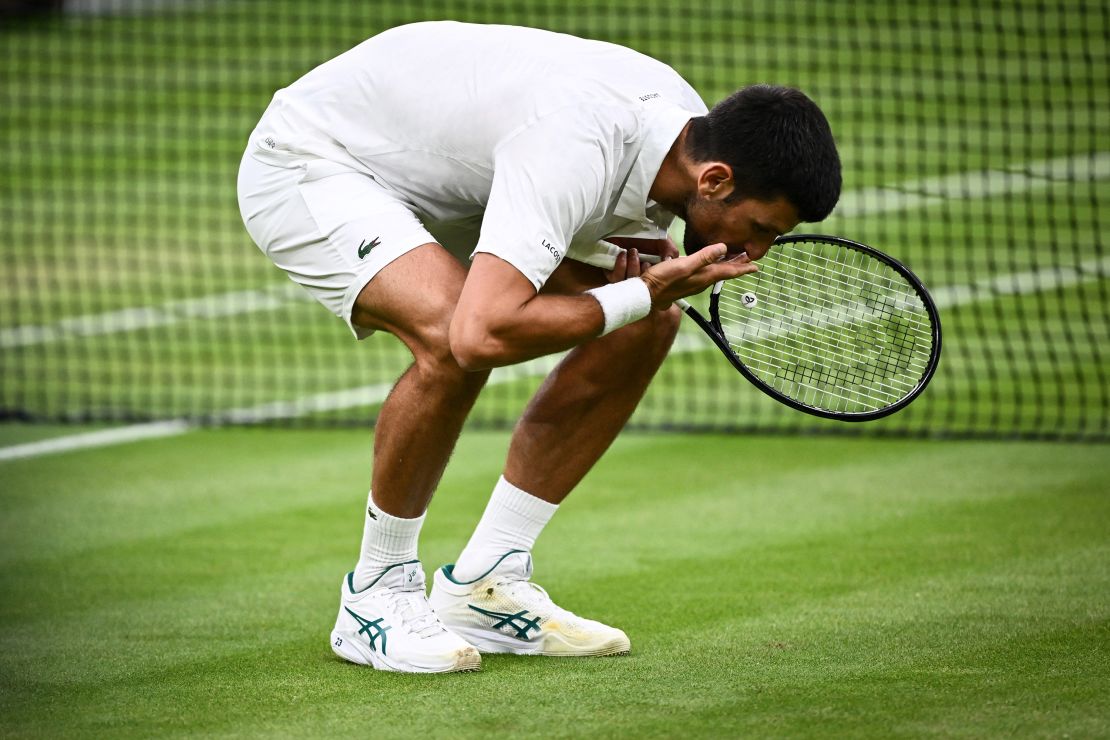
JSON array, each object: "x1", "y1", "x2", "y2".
[
  {"x1": 467, "y1": 604, "x2": 541, "y2": 640},
  {"x1": 439, "y1": 550, "x2": 527, "y2": 585},
  {"x1": 346, "y1": 559, "x2": 422, "y2": 594},
  {"x1": 343, "y1": 606, "x2": 392, "y2": 655}
]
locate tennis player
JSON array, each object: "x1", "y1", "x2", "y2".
[{"x1": 238, "y1": 21, "x2": 840, "y2": 673}]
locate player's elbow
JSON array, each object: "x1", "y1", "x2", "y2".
[
  {"x1": 450, "y1": 338, "x2": 497, "y2": 372},
  {"x1": 449, "y1": 314, "x2": 510, "y2": 372}
]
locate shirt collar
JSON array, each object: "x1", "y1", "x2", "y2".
[{"x1": 614, "y1": 104, "x2": 697, "y2": 222}]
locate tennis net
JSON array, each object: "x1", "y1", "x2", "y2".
[{"x1": 1, "y1": 0, "x2": 1107, "y2": 440}]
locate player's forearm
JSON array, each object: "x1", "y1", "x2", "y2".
[
  {"x1": 449, "y1": 292, "x2": 609, "y2": 371},
  {"x1": 450, "y1": 244, "x2": 755, "y2": 371}
]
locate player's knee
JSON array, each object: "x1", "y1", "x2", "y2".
[
  {"x1": 637, "y1": 304, "x2": 682, "y2": 358},
  {"x1": 654, "y1": 304, "x2": 683, "y2": 340},
  {"x1": 412, "y1": 329, "x2": 491, "y2": 394}
]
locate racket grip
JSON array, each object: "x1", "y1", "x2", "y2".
[{"x1": 675, "y1": 298, "x2": 692, "y2": 311}]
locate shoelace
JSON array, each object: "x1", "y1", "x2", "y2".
[{"x1": 384, "y1": 590, "x2": 445, "y2": 638}]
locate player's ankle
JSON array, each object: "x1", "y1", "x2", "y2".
[
  {"x1": 451, "y1": 476, "x2": 558, "y2": 582},
  {"x1": 353, "y1": 491, "x2": 425, "y2": 591}
]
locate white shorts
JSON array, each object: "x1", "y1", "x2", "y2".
[{"x1": 237, "y1": 150, "x2": 451, "y2": 339}]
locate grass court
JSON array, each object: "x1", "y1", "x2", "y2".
[{"x1": 1, "y1": 426, "x2": 1107, "y2": 737}]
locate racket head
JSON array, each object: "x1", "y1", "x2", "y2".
[{"x1": 707, "y1": 234, "x2": 942, "y2": 421}]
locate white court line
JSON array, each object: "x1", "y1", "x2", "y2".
[
  {"x1": 0, "y1": 420, "x2": 192, "y2": 462},
  {"x1": 835, "y1": 151, "x2": 1110, "y2": 217},
  {"x1": 2, "y1": 248, "x2": 1105, "y2": 463},
  {"x1": 2, "y1": 153, "x2": 1108, "y2": 460},
  {"x1": 2, "y1": 151, "x2": 1106, "y2": 351},
  {"x1": 0, "y1": 354, "x2": 565, "y2": 461},
  {"x1": 0, "y1": 284, "x2": 311, "y2": 350},
  {"x1": 932, "y1": 254, "x2": 1110, "y2": 308},
  {"x1": 0, "y1": 337, "x2": 717, "y2": 461}
]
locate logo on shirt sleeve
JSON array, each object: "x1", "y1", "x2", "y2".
[{"x1": 542, "y1": 239, "x2": 561, "y2": 262}]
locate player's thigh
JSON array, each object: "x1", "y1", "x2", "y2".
[
  {"x1": 239, "y1": 153, "x2": 459, "y2": 350},
  {"x1": 350, "y1": 243, "x2": 469, "y2": 359}
]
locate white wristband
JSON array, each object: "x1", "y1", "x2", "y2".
[{"x1": 585, "y1": 279, "x2": 652, "y2": 336}]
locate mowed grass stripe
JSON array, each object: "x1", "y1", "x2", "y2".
[
  {"x1": 1, "y1": 429, "x2": 1098, "y2": 573},
  {"x1": 0, "y1": 432, "x2": 1102, "y2": 615},
  {"x1": 626, "y1": 543, "x2": 1110, "y2": 738},
  {"x1": 1, "y1": 429, "x2": 1108, "y2": 737}
]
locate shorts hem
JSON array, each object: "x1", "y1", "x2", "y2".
[{"x1": 341, "y1": 234, "x2": 437, "y2": 340}]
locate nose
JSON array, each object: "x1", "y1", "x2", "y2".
[{"x1": 743, "y1": 238, "x2": 774, "y2": 261}]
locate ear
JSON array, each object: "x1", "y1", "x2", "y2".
[{"x1": 696, "y1": 162, "x2": 735, "y2": 202}]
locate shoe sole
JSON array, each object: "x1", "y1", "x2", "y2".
[
  {"x1": 447, "y1": 624, "x2": 631, "y2": 657},
  {"x1": 330, "y1": 630, "x2": 482, "y2": 673}
]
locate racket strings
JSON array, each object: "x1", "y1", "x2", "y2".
[
  {"x1": 720, "y1": 255, "x2": 933, "y2": 345},
  {"x1": 723, "y1": 262, "x2": 932, "y2": 401},
  {"x1": 719, "y1": 291, "x2": 930, "y2": 374},
  {"x1": 721, "y1": 282, "x2": 930, "y2": 384},
  {"x1": 720, "y1": 316, "x2": 924, "y2": 409},
  {"x1": 726, "y1": 335, "x2": 919, "y2": 404},
  {"x1": 736, "y1": 248, "x2": 934, "y2": 335},
  {"x1": 714, "y1": 310, "x2": 923, "y2": 388},
  {"x1": 718, "y1": 274, "x2": 932, "y2": 372},
  {"x1": 718, "y1": 283, "x2": 932, "y2": 378},
  {"x1": 726, "y1": 340, "x2": 913, "y2": 401},
  {"x1": 715, "y1": 242, "x2": 934, "y2": 413}
]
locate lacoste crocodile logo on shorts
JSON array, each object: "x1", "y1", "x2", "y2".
[{"x1": 358, "y1": 237, "x2": 381, "y2": 259}]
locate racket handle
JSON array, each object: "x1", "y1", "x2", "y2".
[{"x1": 675, "y1": 298, "x2": 692, "y2": 311}]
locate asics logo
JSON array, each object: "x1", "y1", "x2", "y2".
[
  {"x1": 358, "y1": 237, "x2": 381, "y2": 259},
  {"x1": 344, "y1": 607, "x2": 391, "y2": 654},
  {"x1": 467, "y1": 604, "x2": 541, "y2": 640}
]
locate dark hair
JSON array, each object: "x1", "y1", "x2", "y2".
[{"x1": 685, "y1": 84, "x2": 841, "y2": 222}]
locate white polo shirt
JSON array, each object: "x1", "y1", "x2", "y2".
[{"x1": 248, "y1": 21, "x2": 707, "y2": 290}]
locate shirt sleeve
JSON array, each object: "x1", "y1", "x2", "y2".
[{"x1": 473, "y1": 109, "x2": 624, "y2": 290}]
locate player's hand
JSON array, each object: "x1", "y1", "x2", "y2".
[
  {"x1": 604, "y1": 247, "x2": 646, "y2": 282},
  {"x1": 660, "y1": 237, "x2": 680, "y2": 261},
  {"x1": 603, "y1": 237, "x2": 679, "y2": 283},
  {"x1": 639, "y1": 243, "x2": 758, "y2": 310}
]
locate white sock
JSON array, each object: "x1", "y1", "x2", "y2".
[
  {"x1": 352, "y1": 490, "x2": 425, "y2": 592},
  {"x1": 452, "y1": 476, "x2": 558, "y2": 582}
]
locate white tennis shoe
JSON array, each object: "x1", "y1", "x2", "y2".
[
  {"x1": 330, "y1": 561, "x2": 481, "y2": 673},
  {"x1": 428, "y1": 551, "x2": 631, "y2": 657}
]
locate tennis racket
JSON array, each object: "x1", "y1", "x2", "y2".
[{"x1": 674, "y1": 234, "x2": 941, "y2": 421}]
